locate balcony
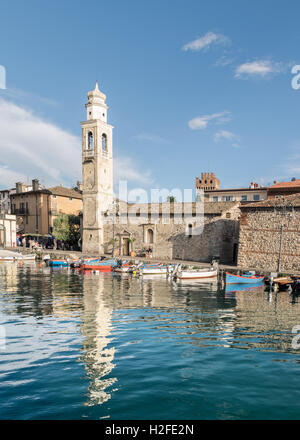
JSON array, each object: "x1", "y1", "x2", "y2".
[{"x1": 12, "y1": 208, "x2": 29, "y2": 215}]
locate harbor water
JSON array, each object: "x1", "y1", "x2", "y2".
[{"x1": 1, "y1": 262, "x2": 300, "y2": 420}]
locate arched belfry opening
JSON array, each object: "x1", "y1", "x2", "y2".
[
  {"x1": 102, "y1": 133, "x2": 107, "y2": 152},
  {"x1": 88, "y1": 131, "x2": 94, "y2": 149}
]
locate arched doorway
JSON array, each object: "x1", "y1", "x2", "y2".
[
  {"x1": 147, "y1": 228, "x2": 154, "y2": 244},
  {"x1": 122, "y1": 238, "x2": 130, "y2": 256}
]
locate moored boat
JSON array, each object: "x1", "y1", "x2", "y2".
[
  {"x1": 174, "y1": 266, "x2": 218, "y2": 280},
  {"x1": 81, "y1": 258, "x2": 118, "y2": 271},
  {"x1": 138, "y1": 263, "x2": 169, "y2": 275},
  {"x1": 48, "y1": 259, "x2": 68, "y2": 267},
  {"x1": 226, "y1": 272, "x2": 264, "y2": 284},
  {"x1": 0, "y1": 250, "x2": 36, "y2": 261}
]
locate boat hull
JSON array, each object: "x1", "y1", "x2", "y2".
[
  {"x1": 81, "y1": 264, "x2": 113, "y2": 271},
  {"x1": 48, "y1": 260, "x2": 68, "y2": 267},
  {"x1": 176, "y1": 269, "x2": 217, "y2": 280},
  {"x1": 139, "y1": 267, "x2": 168, "y2": 275},
  {"x1": 226, "y1": 272, "x2": 264, "y2": 284},
  {"x1": 0, "y1": 254, "x2": 36, "y2": 261}
]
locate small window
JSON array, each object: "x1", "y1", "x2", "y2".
[
  {"x1": 213, "y1": 196, "x2": 218, "y2": 202},
  {"x1": 52, "y1": 195, "x2": 56, "y2": 199},
  {"x1": 241, "y1": 195, "x2": 247, "y2": 201},
  {"x1": 222, "y1": 196, "x2": 233, "y2": 202},
  {"x1": 253, "y1": 195, "x2": 260, "y2": 201},
  {"x1": 69, "y1": 197, "x2": 73, "y2": 201},
  {"x1": 226, "y1": 212, "x2": 231, "y2": 218},
  {"x1": 188, "y1": 224, "x2": 193, "y2": 238}
]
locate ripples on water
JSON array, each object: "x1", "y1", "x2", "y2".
[{"x1": 0, "y1": 262, "x2": 300, "y2": 420}]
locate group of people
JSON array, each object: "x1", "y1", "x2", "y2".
[
  {"x1": 16, "y1": 235, "x2": 54, "y2": 250},
  {"x1": 16, "y1": 235, "x2": 77, "y2": 251}
]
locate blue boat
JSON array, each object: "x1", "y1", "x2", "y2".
[
  {"x1": 48, "y1": 259, "x2": 68, "y2": 267},
  {"x1": 226, "y1": 272, "x2": 264, "y2": 284}
]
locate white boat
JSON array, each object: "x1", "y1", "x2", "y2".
[
  {"x1": 174, "y1": 266, "x2": 217, "y2": 280},
  {"x1": 20, "y1": 254, "x2": 36, "y2": 261},
  {"x1": 0, "y1": 252, "x2": 36, "y2": 261},
  {"x1": 139, "y1": 266, "x2": 168, "y2": 275}
]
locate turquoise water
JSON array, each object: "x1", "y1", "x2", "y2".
[{"x1": 1, "y1": 262, "x2": 300, "y2": 420}]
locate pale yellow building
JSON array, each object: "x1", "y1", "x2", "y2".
[{"x1": 10, "y1": 179, "x2": 82, "y2": 235}]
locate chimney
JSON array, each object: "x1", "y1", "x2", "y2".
[
  {"x1": 32, "y1": 179, "x2": 39, "y2": 192},
  {"x1": 16, "y1": 182, "x2": 26, "y2": 193}
]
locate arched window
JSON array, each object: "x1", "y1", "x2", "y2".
[
  {"x1": 102, "y1": 133, "x2": 107, "y2": 152},
  {"x1": 147, "y1": 228, "x2": 154, "y2": 244},
  {"x1": 88, "y1": 131, "x2": 93, "y2": 149}
]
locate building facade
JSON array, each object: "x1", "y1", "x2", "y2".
[
  {"x1": 196, "y1": 174, "x2": 268, "y2": 203},
  {"x1": 10, "y1": 179, "x2": 82, "y2": 235},
  {"x1": 103, "y1": 201, "x2": 240, "y2": 263},
  {"x1": 0, "y1": 213, "x2": 17, "y2": 247}
]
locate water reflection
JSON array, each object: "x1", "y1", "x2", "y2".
[
  {"x1": 80, "y1": 274, "x2": 117, "y2": 406},
  {"x1": 1, "y1": 263, "x2": 300, "y2": 419}
]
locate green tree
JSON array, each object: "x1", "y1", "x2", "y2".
[
  {"x1": 53, "y1": 214, "x2": 81, "y2": 247},
  {"x1": 166, "y1": 196, "x2": 176, "y2": 202}
]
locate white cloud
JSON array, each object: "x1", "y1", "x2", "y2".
[
  {"x1": 182, "y1": 32, "x2": 230, "y2": 52},
  {"x1": 133, "y1": 133, "x2": 170, "y2": 144},
  {"x1": 214, "y1": 130, "x2": 241, "y2": 147},
  {"x1": 188, "y1": 111, "x2": 231, "y2": 130},
  {"x1": 0, "y1": 98, "x2": 81, "y2": 188},
  {"x1": 0, "y1": 98, "x2": 153, "y2": 189},
  {"x1": 235, "y1": 60, "x2": 285, "y2": 79}
]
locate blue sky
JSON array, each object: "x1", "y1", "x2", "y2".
[{"x1": 0, "y1": 0, "x2": 300, "y2": 193}]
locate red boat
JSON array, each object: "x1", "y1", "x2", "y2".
[{"x1": 81, "y1": 264, "x2": 113, "y2": 271}]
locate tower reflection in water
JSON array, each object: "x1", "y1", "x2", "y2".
[{"x1": 80, "y1": 273, "x2": 117, "y2": 407}]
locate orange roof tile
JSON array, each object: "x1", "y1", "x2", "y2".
[{"x1": 268, "y1": 179, "x2": 300, "y2": 189}]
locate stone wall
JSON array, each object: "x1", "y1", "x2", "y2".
[{"x1": 238, "y1": 207, "x2": 300, "y2": 272}]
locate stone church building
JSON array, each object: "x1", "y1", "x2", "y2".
[{"x1": 81, "y1": 83, "x2": 240, "y2": 264}]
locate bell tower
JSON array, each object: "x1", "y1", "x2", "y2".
[{"x1": 81, "y1": 82, "x2": 114, "y2": 254}]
